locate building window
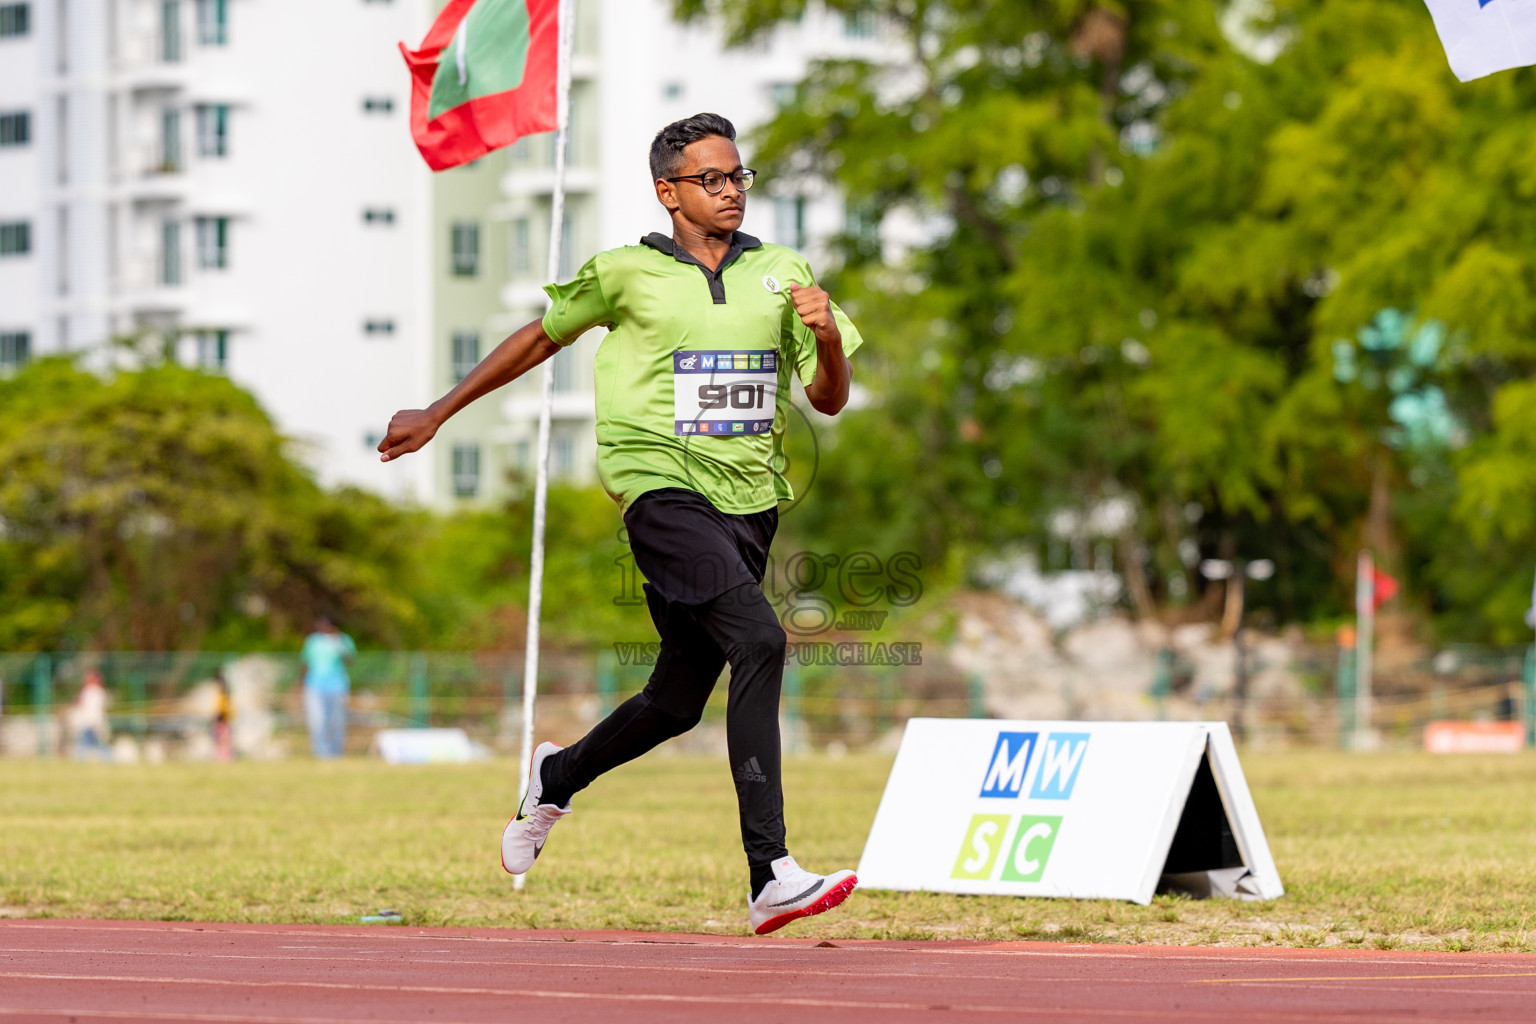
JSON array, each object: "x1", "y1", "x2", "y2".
[
  {"x1": 0, "y1": 221, "x2": 30, "y2": 256},
  {"x1": 551, "y1": 348, "x2": 576, "y2": 393},
  {"x1": 191, "y1": 329, "x2": 227, "y2": 369},
  {"x1": 0, "y1": 111, "x2": 29, "y2": 147},
  {"x1": 363, "y1": 207, "x2": 395, "y2": 225},
  {"x1": 195, "y1": 216, "x2": 228, "y2": 269},
  {"x1": 54, "y1": 208, "x2": 65, "y2": 291},
  {"x1": 551, "y1": 435, "x2": 574, "y2": 477},
  {"x1": 451, "y1": 330, "x2": 479, "y2": 382},
  {"x1": 0, "y1": 331, "x2": 29, "y2": 368},
  {"x1": 842, "y1": 11, "x2": 876, "y2": 38},
  {"x1": 161, "y1": 220, "x2": 181, "y2": 284},
  {"x1": 363, "y1": 318, "x2": 395, "y2": 336},
  {"x1": 159, "y1": 107, "x2": 181, "y2": 172},
  {"x1": 161, "y1": 0, "x2": 182, "y2": 63},
  {"x1": 195, "y1": 104, "x2": 228, "y2": 157},
  {"x1": 844, "y1": 204, "x2": 880, "y2": 256},
  {"x1": 0, "y1": 3, "x2": 30, "y2": 38},
  {"x1": 558, "y1": 211, "x2": 575, "y2": 280},
  {"x1": 362, "y1": 96, "x2": 394, "y2": 114},
  {"x1": 54, "y1": 95, "x2": 66, "y2": 183},
  {"x1": 450, "y1": 221, "x2": 479, "y2": 276},
  {"x1": 451, "y1": 444, "x2": 480, "y2": 497},
  {"x1": 774, "y1": 196, "x2": 806, "y2": 251},
  {"x1": 509, "y1": 217, "x2": 530, "y2": 274},
  {"x1": 195, "y1": 0, "x2": 226, "y2": 45}
]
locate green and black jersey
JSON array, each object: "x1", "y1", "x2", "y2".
[{"x1": 542, "y1": 231, "x2": 865, "y2": 515}]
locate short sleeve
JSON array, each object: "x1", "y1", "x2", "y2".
[
  {"x1": 341, "y1": 634, "x2": 357, "y2": 658},
  {"x1": 300, "y1": 635, "x2": 316, "y2": 664},
  {"x1": 542, "y1": 256, "x2": 615, "y2": 346}
]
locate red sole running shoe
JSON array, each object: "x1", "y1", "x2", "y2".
[{"x1": 753, "y1": 874, "x2": 859, "y2": 935}]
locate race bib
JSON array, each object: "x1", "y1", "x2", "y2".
[{"x1": 673, "y1": 349, "x2": 779, "y2": 437}]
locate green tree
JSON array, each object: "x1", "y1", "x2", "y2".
[
  {"x1": 678, "y1": 0, "x2": 1536, "y2": 635},
  {"x1": 0, "y1": 356, "x2": 420, "y2": 650}
]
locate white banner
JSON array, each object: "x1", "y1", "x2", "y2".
[
  {"x1": 857, "y1": 719, "x2": 1283, "y2": 905},
  {"x1": 374, "y1": 728, "x2": 475, "y2": 764},
  {"x1": 1424, "y1": 0, "x2": 1536, "y2": 82}
]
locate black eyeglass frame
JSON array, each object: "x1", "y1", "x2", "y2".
[{"x1": 664, "y1": 169, "x2": 757, "y2": 194}]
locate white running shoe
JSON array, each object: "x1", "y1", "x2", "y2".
[
  {"x1": 747, "y1": 855, "x2": 858, "y2": 935},
  {"x1": 500, "y1": 741, "x2": 572, "y2": 875}
]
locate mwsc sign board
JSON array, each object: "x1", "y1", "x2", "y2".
[{"x1": 857, "y1": 719, "x2": 1283, "y2": 905}]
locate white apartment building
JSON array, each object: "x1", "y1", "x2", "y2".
[
  {"x1": 0, "y1": 0, "x2": 437, "y2": 501},
  {"x1": 0, "y1": 0, "x2": 885, "y2": 506}
]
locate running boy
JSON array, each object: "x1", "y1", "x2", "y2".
[{"x1": 378, "y1": 113, "x2": 864, "y2": 934}]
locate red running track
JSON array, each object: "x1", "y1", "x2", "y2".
[{"x1": 3, "y1": 920, "x2": 1535, "y2": 1023}]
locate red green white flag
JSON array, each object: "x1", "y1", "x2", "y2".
[{"x1": 399, "y1": 0, "x2": 559, "y2": 172}]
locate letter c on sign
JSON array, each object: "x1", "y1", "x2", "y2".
[
  {"x1": 963, "y1": 820, "x2": 999, "y2": 875},
  {"x1": 1012, "y1": 821, "x2": 1053, "y2": 877}
]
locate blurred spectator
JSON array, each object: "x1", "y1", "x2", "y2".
[
  {"x1": 69, "y1": 669, "x2": 110, "y2": 761},
  {"x1": 301, "y1": 616, "x2": 356, "y2": 759},
  {"x1": 212, "y1": 670, "x2": 234, "y2": 762}
]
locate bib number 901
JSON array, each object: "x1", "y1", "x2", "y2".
[
  {"x1": 699, "y1": 383, "x2": 768, "y2": 411},
  {"x1": 673, "y1": 349, "x2": 778, "y2": 436}
]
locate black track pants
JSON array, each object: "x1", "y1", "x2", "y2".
[{"x1": 540, "y1": 580, "x2": 789, "y2": 868}]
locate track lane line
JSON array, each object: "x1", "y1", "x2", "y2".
[
  {"x1": 1198, "y1": 971, "x2": 1536, "y2": 984},
  {"x1": 9, "y1": 923, "x2": 1536, "y2": 973},
  {"x1": 4, "y1": 972, "x2": 1510, "y2": 1022},
  {"x1": 7, "y1": 928, "x2": 1530, "y2": 970},
  {"x1": 0, "y1": 944, "x2": 1218, "y2": 985}
]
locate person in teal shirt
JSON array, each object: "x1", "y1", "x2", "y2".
[{"x1": 300, "y1": 617, "x2": 356, "y2": 759}]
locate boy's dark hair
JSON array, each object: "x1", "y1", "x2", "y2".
[{"x1": 649, "y1": 113, "x2": 737, "y2": 182}]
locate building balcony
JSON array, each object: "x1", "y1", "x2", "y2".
[
  {"x1": 501, "y1": 389, "x2": 596, "y2": 423},
  {"x1": 499, "y1": 280, "x2": 551, "y2": 313},
  {"x1": 118, "y1": 284, "x2": 192, "y2": 320},
  {"x1": 121, "y1": 167, "x2": 192, "y2": 203},
  {"x1": 499, "y1": 164, "x2": 599, "y2": 198},
  {"x1": 117, "y1": 51, "x2": 191, "y2": 93}
]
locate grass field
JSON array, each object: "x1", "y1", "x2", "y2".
[{"x1": 3, "y1": 750, "x2": 1536, "y2": 949}]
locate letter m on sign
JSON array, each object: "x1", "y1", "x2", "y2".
[{"x1": 979, "y1": 731, "x2": 1038, "y2": 798}]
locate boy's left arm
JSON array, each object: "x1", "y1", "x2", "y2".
[{"x1": 789, "y1": 282, "x2": 855, "y2": 415}]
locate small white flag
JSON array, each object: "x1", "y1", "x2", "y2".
[
  {"x1": 1525, "y1": 565, "x2": 1536, "y2": 630},
  {"x1": 1424, "y1": 0, "x2": 1536, "y2": 81}
]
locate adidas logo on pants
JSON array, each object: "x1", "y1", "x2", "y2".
[{"x1": 734, "y1": 756, "x2": 769, "y2": 783}]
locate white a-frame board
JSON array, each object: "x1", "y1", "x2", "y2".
[{"x1": 857, "y1": 719, "x2": 1283, "y2": 905}]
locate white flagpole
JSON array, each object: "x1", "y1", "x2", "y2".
[
  {"x1": 515, "y1": 0, "x2": 575, "y2": 891},
  {"x1": 1354, "y1": 549, "x2": 1374, "y2": 751}
]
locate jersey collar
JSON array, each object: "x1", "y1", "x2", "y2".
[{"x1": 641, "y1": 231, "x2": 763, "y2": 305}]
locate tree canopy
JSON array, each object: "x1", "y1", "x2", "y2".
[
  {"x1": 680, "y1": 0, "x2": 1536, "y2": 639},
  {"x1": 0, "y1": 355, "x2": 647, "y2": 651}
]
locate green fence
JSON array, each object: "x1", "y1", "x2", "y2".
[
  {"x1": 3, "y1": 643, "x2": 1530, "y2": 757},
  {"x1": 0, "y1": 648, "x2": 982, "y2": 755}
]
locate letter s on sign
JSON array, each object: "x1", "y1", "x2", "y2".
[{"x1": 963, "y1": 820, "x2": 999, "y2": 875}]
